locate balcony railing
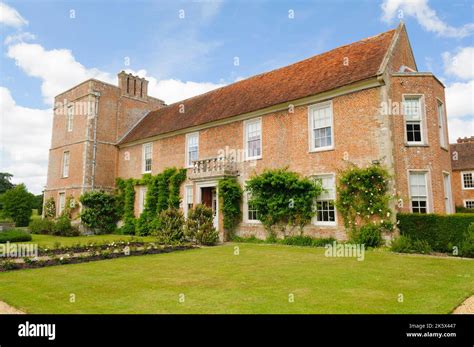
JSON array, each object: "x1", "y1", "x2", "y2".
[{"x1": 189, "y1": 156, "x2": 238, "y2": 180}]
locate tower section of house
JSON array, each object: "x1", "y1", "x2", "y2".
[
  {"x1": 381, "y1": 26, "x2": 454, "y2": 215},
  {"x1": 450, "y1": 137, "x2": 474, "y2": 210},
  {"x1": 43, "y1": 72, "x2": 164, "y2": 217},
  {"x1": 114, "y1": 23, "x2": 454, "y2": 241}
]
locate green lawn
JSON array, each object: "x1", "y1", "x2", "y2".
[
  {"x1": 23, "y1": 234, "x2": 156, "y2": 248},
  {"x1": 0, "y1": 243, "x2": 472, "y2": 313}
]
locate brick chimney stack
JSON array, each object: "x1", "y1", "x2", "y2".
[
  {"x1": 456, "y1": 136, "x2": 474, "y2": 144},
  {"x1": 117, "y1": 71, "x2": 149, "y2": 100}
]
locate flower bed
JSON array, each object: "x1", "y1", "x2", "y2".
[{"x1": 0, "y1": 242, "x2": 195, "y2": 272}]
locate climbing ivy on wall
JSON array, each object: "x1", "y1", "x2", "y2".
[
  {"x1": 116, "y1": 178, "x2": 137, "y2": 235},
  {"x1": 116, "y1": 168, "x2": 187, "y2": 235},
  {"x1": 218, "y1": 177, "x2": 243, "y2": 238},
  {"x1": 335, "y1": 163, "x2": 393, "y2": 232}
]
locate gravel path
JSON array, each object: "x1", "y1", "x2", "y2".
[
  {"x1": 452, "y1": 295, "x2": 474, "y2": 314},
  {"x1": 0, "y1": 301, "x2": 24, "y2": 314}
]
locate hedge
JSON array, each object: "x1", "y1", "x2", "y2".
[
  {"x1": 0, "y1": 229, "x2": 32, "y2": 243},
  {"x1": 397, "y1": 213, "x2": 474, "y2": 252}
]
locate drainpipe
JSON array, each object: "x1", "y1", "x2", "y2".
[{"x1": 91, "y1": 91, "x2": 101, "y2": 190}]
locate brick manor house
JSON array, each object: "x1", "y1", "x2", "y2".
[{"x1": 44, "y1": 23, "x2": 454, "y2": 240}]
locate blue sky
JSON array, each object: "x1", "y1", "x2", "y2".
[{"x1": 1, "y1": 0, "x2": 473, "y2": 193}]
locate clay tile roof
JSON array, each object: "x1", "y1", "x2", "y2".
[
  {"x1": 119, "y1": 28, "x2": 397, "y2": 145},
  {"x1": 450, "y1": 139, "x2": 474, "y2": 171}
]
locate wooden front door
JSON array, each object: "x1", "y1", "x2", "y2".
[{"x1": 201, "y1": 187, "x2": 213, "y2": 208}]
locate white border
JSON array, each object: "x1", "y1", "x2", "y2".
[
  {"x1": 243, "y1": 117, "x2": 262, "y2": 161},
  {"x1": 185, "y1": 132, "x2": 199, "y2": 168},
  {"x1": 141, "y1": 142, "x2": 153, "y2": 173},
  {"x1": 402, "y1": 94, "x2": 427, "y2": 146},
  {"x1": 308, "y1": 100, "x2": 334, "y2": 153}
]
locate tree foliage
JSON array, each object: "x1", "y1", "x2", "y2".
[
  {"x1": 245, "y1": 168, "x2": 322, "y2": 236},
  {"x1": 80, "y1": 191, "x2": 118, "y2": 234},
  {"x1": 0, "y1": 183, "x2": 34, "y2": 227},
  {"x1": 185, "y1": 204, "x2": 219, "y2": 245},
  {"x1": 335, "y1": 163, "x2": 392, "y2": 231},
  {"x1": 0, "y1": 172, "x2": 14, "y2": 195},
  {"x1": 218, "y1": 177, "x2": 243, "y2": 238}
]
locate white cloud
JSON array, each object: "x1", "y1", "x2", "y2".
[
  {"x1": 442, "y1": 47, "x2": 474, "y2": 80},
  {"x1": 445, "y1": 80, "x2": 474, "y2": 119},
  {"x1": 0, "y1": 87, "x2": 51, "y2": 194},
  {"x1": 7, "y1": 42, "x2": 115, "y2": 105},
  {"x1": 381, "y1": 0, "x2": 474, "y2": 38},
  {"x1": 0, "y1": 2, "x2": 28, "y2": 27},
  {"x1": 445, "y1": 80, "x2": 474, "y2": 143},
  {"x1": 127, "y1": 69, "x2": 225, "y2": 104},
  {"x1": 447, "y1": 117, "x2": 474, "y2": 144},
  {"x1": 4, "y1": 31, "x2": 35, "y2": 45}
]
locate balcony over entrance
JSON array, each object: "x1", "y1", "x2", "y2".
[{"x1": 189, "y1": 156, "x2": 238, "y2": 180}]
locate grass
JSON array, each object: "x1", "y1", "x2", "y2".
[
  {"x1": 19, "y1": 234, "x2": 156, "y2": 248},
  {"x1": 0, "y1": 243, "x2": 472, "y2": 314}
]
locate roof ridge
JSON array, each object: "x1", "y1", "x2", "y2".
[{"x1": 158, "y1": 27, "x2": 397, "y2": 110}]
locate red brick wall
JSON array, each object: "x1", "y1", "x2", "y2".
[
  {"x1": 389, "y1": 75, "x2": 452, "y2": 214},
  {"x1": 452, "y1": 170, "x2": 474, "y2": 207}
]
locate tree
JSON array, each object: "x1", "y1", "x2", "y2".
[
  {"x1": 0, "y1": 172, "x2": 14, "y2": 195},
  {"x1": 80, "y1": 191, "x2": 118, "y2": 234},
  {"x1": 33, "y1": 194, "x2": 44, "y2": 215},
  {"x1": 246, "y1": 168, "x2": 323, "y2": 237},
  {"x1": 0, "y1": 184, "x2": 35, "y2": 226}
]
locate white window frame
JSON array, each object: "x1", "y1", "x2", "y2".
[
  {"x1": 461, "y1": 171, "x2": 474, "y2": 190},
  {"x1": 437, "y1": 99, "x2": 447, "y2": 149},
  {"x1": 408, "y1": 170, "x2": 430, "y2": 213},
  {"x1": 67, "y1": 105, "x2": 74, "y2": 132},
  {"x1": 58, "y1": 192, "x2": 66, "y2": 215},
  {"x1": 308, "y1": 100, "x2": 334, "y2": 152},
  {"x1": 62, "y1": 151, "x2": 70, "y2": 178},
  {"x1": 403, "y1": 94, "x2": 426, "y2": 146},
  {"x1": 142, "y1": 142, "x2": 152, "y2": 173},
  {"x1": 243, "y1": 192, "x2": 260, "y2": 224},
  {"x1": 184, "y1": 185, "x2": 194, "y2": 218},
  {"x1": 138, "y1": 187, "x2": 147, "y2": 214},
  {"x1": 185, "y1": 132, "x2": 199, "y2": 168},
  {"x1": 312, "y1": 173, "x2": 337, "y2": 226},
  {"x1": 464, "y1": 200, "x2": 474, "y2": 209},
  {"x1": 244, "y1": 117, "x2": 262, "y2": 161}
]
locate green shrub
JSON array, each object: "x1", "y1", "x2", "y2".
[
  {"x1": 411, "y1": 239, "x2": 432, "y2": 254},
  {"x1": 352, "y1": 224, "x2": 383, "y2": 248},
  {"x1": 0, "y1": 184, "x2": 34, "y2": 227},
  {"x1": 459, "y1": 223, "x2": 474, "y2": 258},
  {"x1": 80, "y1": 191, "x2": 118, "y2": 234},
  {"x1": 279, "y1": 236, "x2": 335, "y2": 247},
  {"x1": 118, "y1": 217, "x2": 136, "y2": 235},
  {"x1": 29, "y1": 218, "x2": 54, "y2": 234},
  {"x1": 43, "y1": 197, "x2": 56, "y2": 219},
  {"x1": 185, "y1": 204, "x2": 219, "y2": 245},
  {"x1": 246, "y1": 168, "x2": 322, "y2": 236},
  {"x1": 390, "y1": 235, "x2": 413, "y2": 253},
  {"x1": 52, "y1": 215, "x2": 79, "y2": 237},
  {"x1": 155, "y1": 208, "x2": 185, "y2": 244},
  {"x1": 336, "y1": 164, "x2": 392, "y2": 230},
  {"x1": 390, "y1": 235, "x2": 432, "y2": 255},
  {"x1": 218, "y1": 177, "x2": 243, "y2": 237},
  {"x1": 397, "y1": 213, "x2": 474, "y2": 252},
  {"x1": 231, "y1": 235, "x2": 266, "y2": 243},
  {"x1": 0, "y1": 229, "x2": 32, "y2": 243},
  {"x1": 455, "y1": 206, "x2": 474, "y2": 213}
]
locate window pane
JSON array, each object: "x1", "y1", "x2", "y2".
[
  {"x1": 463, "y1": 173, "x2": 474, "y2": 188},
  {"x1": 311, "y1": 105, "x2": 332, "y2": 149},
  {"x1": 246, "y1": 120, "x2": 261, "y2": 158},
  {"x1": 404, "y1": 97, "x2": 421, "y2": 120}
]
